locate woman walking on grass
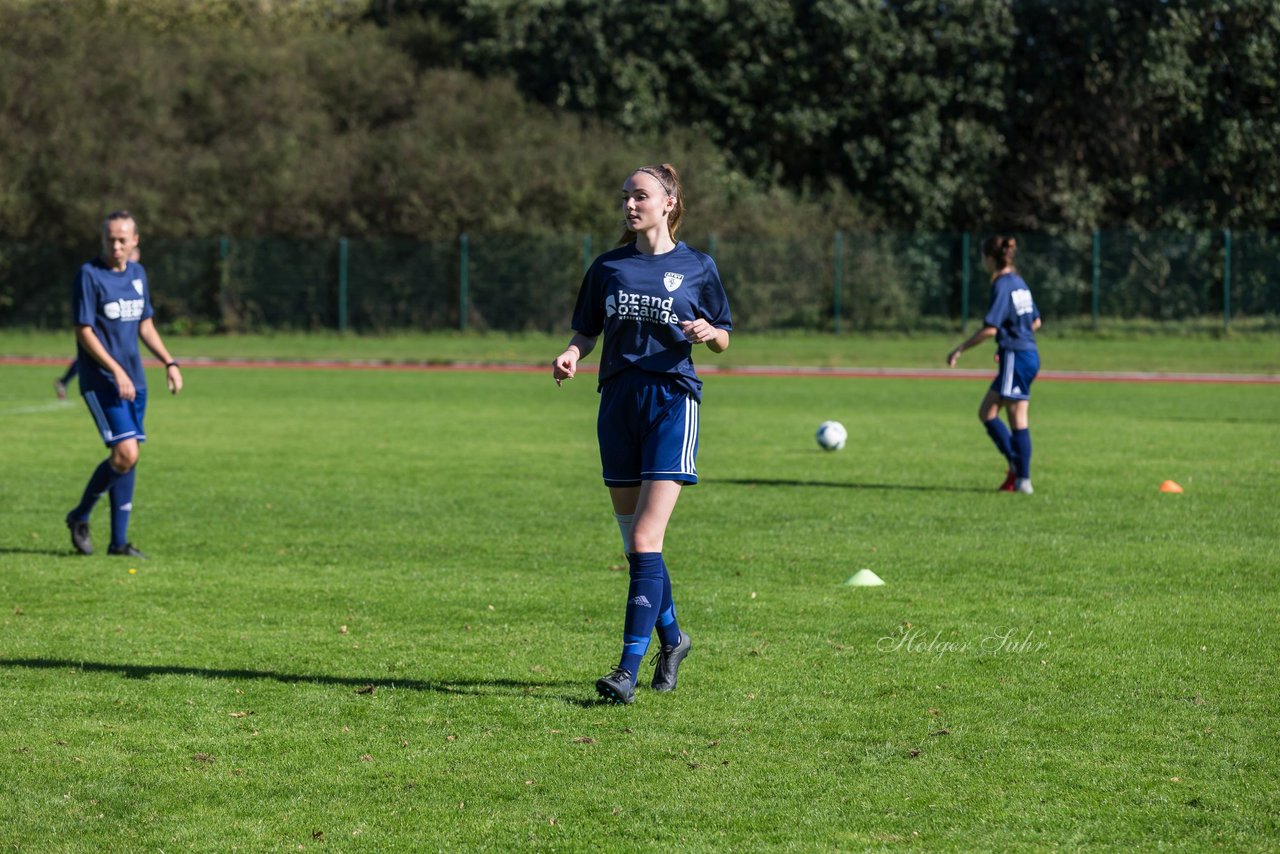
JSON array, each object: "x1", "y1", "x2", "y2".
[
  {"x1": 946, "y1": 235, "x2": 1042, "y2": 494},
  {"x1": 551, "y1": 163, "x2": 732, "y2": 704}
]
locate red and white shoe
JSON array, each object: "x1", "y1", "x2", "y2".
[{"x1": 998, "y1": 469, "x2": 1016, "y2": 492}]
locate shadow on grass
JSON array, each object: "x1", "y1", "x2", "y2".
[
  {"x1": 0, "y1": 547, "x2": 80, "y2": 557},
  {"x1": 712, "y1": 477, "x2": 988, "y2": 493},
  {"x1": 0, "y1": 656, "x2": 603, "y2": 704},
  {"x1": 1160, "y1": 414, "x2": 1279, "y2": 425}
]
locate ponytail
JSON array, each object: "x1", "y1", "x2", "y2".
[{"x1": 981, "y1": 235, "x2": 1017, "y2": 270}]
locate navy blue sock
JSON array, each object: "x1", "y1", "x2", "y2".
[
  {"x1": 983, "y1": 418, "x2": 1015, "y2": 468},
  {"x1": 109, "y1": 467, "x2": 137, "y2": 549},
  {"x1": 1011, "y1": 428, "x2": 1032, "y2": 479},
  {"x1": 655, "y1": 561, "x2": 681, "y2": 647},
  {"x1": 70, "y1": 459, "x2": 123, "y2": 522},
  {"x1": 618, "y1": 552, "x2": 665, "y2": 681}
]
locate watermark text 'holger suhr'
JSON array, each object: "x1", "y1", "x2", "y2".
[{"x1": 876, "y1": 625, "x2": 1049, "y2": 660}]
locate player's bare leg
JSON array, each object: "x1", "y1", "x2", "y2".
[{"x1": 110, "y1": 438, "x2": 140, "y2": 474}]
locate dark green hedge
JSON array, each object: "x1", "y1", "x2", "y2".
[{"x1": 9, "y1": 0, "x2": 1278, "y2": 251}]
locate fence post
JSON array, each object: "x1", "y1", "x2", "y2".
[
  {"x1": 708, "y1": 232, "x2": 717, "y2": 258},
  {"x1": 961, "y1": 232, "x2": 970, "y2": 330},
  {"x1": 337, "y1": 237, "x2": 348, "y2": 333},
  {"x1": 218, "y1": 236, "x2": 230, "y2": 330},
  {"x1": 1091, "y1": 229, "x2": 1101, "y2": 331},
  {"x1": 833, "y1": 230, "x2": 843, "y2": 334},
  {"x1": 458, "y1": 233, "x2": 469, "y2": 332},
  {"x1": 582, "y1": 234, "x2": 592, "y2": 274},
  {"x1": 1221, "y1": 227, "x2": 1232, "y2": 330}
]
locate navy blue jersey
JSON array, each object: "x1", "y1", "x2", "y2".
[
  {"x1": 571, "y1": 241, "x2": 732, "y2": 402},
  {"x1": 72, "y1": 258, "x2": 154, "y2": 394},
  {"x1": 982, "y1": 272, "x2": 1039, "y2": 352}
]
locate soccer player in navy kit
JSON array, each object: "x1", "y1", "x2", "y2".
[
  {"x1": 57, "y1": 247, "x2": 141, "y2": 400},
  {"x1": 65, "y1": 212, "x2": 183, "y2": 557},
  {"x1": 552, "y1": 163, "x2": 732, "y2": 704},
  {"x1": 947, "y1": 236, "x2": 1041, "y2": 494}
]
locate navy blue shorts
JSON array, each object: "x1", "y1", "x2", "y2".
[
  {"x1": 597, "y1": 370, "x2": 699, "y2": 487},
  {"x1": 84, "y1": 386, "x2": 148, "y2": 447},
  {"x1": 990, "y1": 349, "x2": 1039, "y2": 401}
]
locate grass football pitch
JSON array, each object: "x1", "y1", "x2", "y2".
[{"x1": 1, "y1": 335, "x2": 1277, "y2": 849}]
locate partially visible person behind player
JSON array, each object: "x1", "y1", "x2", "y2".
[
  {"x1": 65, "y1": 213, "x2": 182, "y2": 557},
  {"x1": 551, "y1": 162, "x2": 732, "y2": 704},
  {"x1": 946, "y1": 235, "x2": 1041, "y2": 494},
  {"x1": 55, "y1": 247, "x2": 140, "y2": 401},
  {"x1": 54, "y1": 360, "x2": 77, "y2": 401}
]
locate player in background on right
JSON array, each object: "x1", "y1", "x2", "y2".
[{"x1": 946, "y1": 236, "x2": 1041, "y2": 494}]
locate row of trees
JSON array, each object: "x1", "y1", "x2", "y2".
[
  {"x1": 0, "y1": 0, "x2": 857, "y2": 248},
  {"x1": 421, "y1": 0, "x2": 1280, "y2": 233},
  {"x1": 1, "y1": 0, "x2": 1277, "y2": 251}
]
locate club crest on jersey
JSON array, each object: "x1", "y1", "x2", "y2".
[
  {"x1": 663, "y1": 272, "x2": 684, "y2": 293},
  {"x1": 132, "y1": 279, "x2": 144, "y2": 295}
]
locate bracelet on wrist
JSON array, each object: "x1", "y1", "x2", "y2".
[{"x1": 165, "y1": 361, "x2": 180, "y2": 369}]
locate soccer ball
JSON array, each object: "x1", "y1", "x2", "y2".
[{"x1": 815, "y1": 420, "x2": 847, "y2": 451}]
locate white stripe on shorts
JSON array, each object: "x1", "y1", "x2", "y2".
[
  {"x1": 84, "y1": 390, "x2": 114, "y2": 442},
  {"x1": 1000, "y1": 352, "x2": 1016, "y2": 397},
  {"x1": 84, "y1": 390, "x2": 137, "y2": 444},
  {"x1": 682, "y1": 398, "x2": 699, "y2": 476}
]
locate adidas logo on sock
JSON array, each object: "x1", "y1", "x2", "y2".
[{"x1": 630, "y1": 595, "x2": 652, "y2": 608}]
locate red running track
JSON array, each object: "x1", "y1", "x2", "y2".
[{"x1": 3, "y1": 355, "x2": 1277, "y2": 384}]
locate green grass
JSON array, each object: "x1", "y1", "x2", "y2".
[
  {"x1": 1, "y1": 348, "x2": 1278, "y2": 850},
  {"x1": 4, "y1": 327, "x2": 1279, "y2": 373}
]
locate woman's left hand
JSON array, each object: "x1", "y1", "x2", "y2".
[{"x1": 681, "y1": 319, "x2": 714, "y2": 344}]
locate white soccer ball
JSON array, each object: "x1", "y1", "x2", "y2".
[{"x1": 815, "y1": 420, "x2": 847, "y2": 452}]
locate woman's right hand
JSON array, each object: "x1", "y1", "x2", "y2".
[
  {"x1": 114, "y1": 368, "x2": 137, "y2": 401},
  {"x1": 552, "y1": 349, "x2": 578, "y2": 387}
]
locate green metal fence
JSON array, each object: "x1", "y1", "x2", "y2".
[{"x1": 2, "y1": 231, "x2": 1276, "y2": 333}]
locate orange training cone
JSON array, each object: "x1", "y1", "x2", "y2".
[{"x1": 1159, "y1": 480, "x2": 1184, "y2": 493}]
